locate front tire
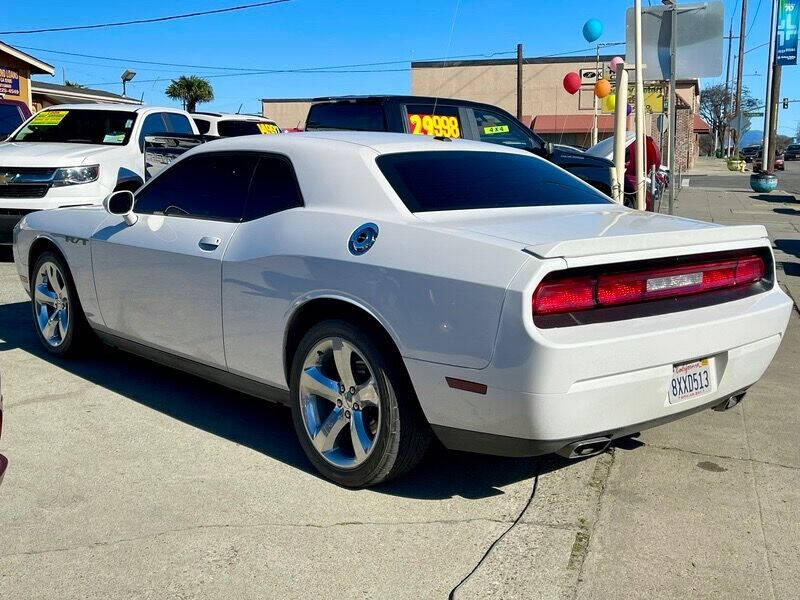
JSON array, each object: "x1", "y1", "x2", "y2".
[
  {"x1": 289, "y1": 319, "x2": 430, "y2": 487},
  {"x1": 30, "y1": 251, "x2": 90, "y2": 356}
]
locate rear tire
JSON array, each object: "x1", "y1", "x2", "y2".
[
  {"x1": 30, "y1": 251, "x2": 91, "y2": 356},
  {"x1": 289, "y1": 319, "x2": 430, "y2": 487}
]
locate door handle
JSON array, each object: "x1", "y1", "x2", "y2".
[{"x1": 198, "y1": 236, "x2": 222, "y2": 250}]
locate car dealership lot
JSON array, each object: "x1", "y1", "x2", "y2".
[{"x1": 1, "y1": 237, "x2": 799, "y2": 599}]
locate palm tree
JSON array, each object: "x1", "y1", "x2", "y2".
[{"x1": 165, "y1": 75, "x2": 214, "y2": 113}]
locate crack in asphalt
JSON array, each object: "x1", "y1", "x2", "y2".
[
  {"x1": 0, "y1": 515, "x2": 574, "y2": 560},
  {"x1": 641, "y1": 441, "x2": 800, "y2": 472},
  {"x1": 568, "y1": 450, "x2": 615, "y2": 600}
]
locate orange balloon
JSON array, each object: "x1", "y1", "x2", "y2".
[{"x1": 594, "y1": 79, "x2": 612, "y2": 99}]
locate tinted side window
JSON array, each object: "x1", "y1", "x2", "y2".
[
  {"x1": 377, "y1": 151, "x2": 610, "y2": 212},
  {"x1": 135, "y1": 153, "x2": 258, "y2": 222},
  {"x1": 0, "y1": 103, "x2": 25, "y2": 137},
  {"x1": 472, "y1": 108, "x2": 533, "y2": 149},
  {"x1": 244, "y1": 155, "x2": 304, "y2": 221},
  {"x1": 192, "y1": 117, "x2": 211, "y2": 135},
  {"x1": 164, "y1": 113, "x2": 193, "y2": 134},
  {"x1": 139, "y1": 113, "x2": 166, "y2": 147},
  {"x1": 217, "y1": 120, "x2": 263, "y2": 137},
  {"x1": 306, "y1": 102, "x2": 386, "y2": 131}
]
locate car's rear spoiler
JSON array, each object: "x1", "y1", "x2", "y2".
[
  {"x1": 143, "y1": 133, "x2": 217, "y2": 181},
  {"x1": 525, "y1": 224, "x2": 769, "y2": 260}
]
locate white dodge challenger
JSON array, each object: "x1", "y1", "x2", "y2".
[{"x1": 12, "y1": 132, "x2": 793, "y2": 487}]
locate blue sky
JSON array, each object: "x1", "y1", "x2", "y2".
[{"x1": 2, "y1": 0, "x2": 797, "y2": 136}]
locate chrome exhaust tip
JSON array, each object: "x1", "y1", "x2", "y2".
[
  {"x1": 713, "y1": 392, "x2": 746, "y2": 412},
  {"x1": 558, "y1": 437, "x2": 611, "y2": 459}
]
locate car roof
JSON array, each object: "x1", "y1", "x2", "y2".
[
  {"x1": 37, "y1": 103, "x2": 184, "y2": 113},
  {"x1": 188, "y1": 130, "x2": 525, "y2": 156},
  {"x1": 191, "y1": 112, "x2": 276, "y2": 123}
]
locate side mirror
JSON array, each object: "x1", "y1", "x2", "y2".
[
  {"x1": 103, "y1": 190, "x2": 137, "y2": 226},
  {"x1": 545, "y1": 142, "x2": 555, "y2": 156}
]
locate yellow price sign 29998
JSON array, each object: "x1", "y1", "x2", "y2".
[{"x1": 408, "y1": 113, "x2": 461, "y2": 138}]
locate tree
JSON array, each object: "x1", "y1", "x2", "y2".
[
  {"x1": 776, "y1": 134, "x2": 793, "y2": 152},
  {"x1": 699, "y1": 83, "x2": 759, "y2": 156},
  {"x1": 64, "y1": 80, "x2": 85, "y2": 88},
  {"x1": 165, "y1": 75, "x2": 214, "y2": 113}
]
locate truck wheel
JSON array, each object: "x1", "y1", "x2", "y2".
[{"x1": 289, "y1": 319, "x2": 430, "y2": 487}]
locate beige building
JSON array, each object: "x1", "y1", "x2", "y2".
[{"x1": 261, "y1": 97, "x2": 314, "y2": 131}]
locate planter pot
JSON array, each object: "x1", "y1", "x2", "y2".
[
  {"x1": 750, "y1": 173, "x2": 777, "y2": 193},
  {"x1": 727, "y1": 159, "x2": 745, "y2": 172}
]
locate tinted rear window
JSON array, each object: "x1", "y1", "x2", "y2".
[
  {"x1": 192, "y1": 117, "x2": 211, "y2": 134},
  {"x1": 306, "y1": 102, "x2": 386, "y2": 131},
  {"x1": 376, "y1": 150, "x2": 610, "y2": 212},
  {"x1": 217, "y1": 120, "x2": 264, "y2": 137}
]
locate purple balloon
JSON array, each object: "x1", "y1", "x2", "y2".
[{"x1": 626, "y1": 104, "x2": 632, "y2": 116}]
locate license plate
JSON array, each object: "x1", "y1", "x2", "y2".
[{"x1": 669, "y1": 358, "x2": 716, "y2": 404}]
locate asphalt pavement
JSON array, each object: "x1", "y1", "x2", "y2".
[{"x1": 1, "y1": 172, "x2": 799, "y2": 599}]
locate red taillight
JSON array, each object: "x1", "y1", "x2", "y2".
[
  {"x1": 532, "y1": 277, "x2": 595, "y2": 314},
  {"x1": 532, "y1": 254, "x2": 766, "y2": 315}
]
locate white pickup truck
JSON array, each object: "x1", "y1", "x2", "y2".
[{"x1": 0, "y1": 103, "x2": 199, "y2": 245}]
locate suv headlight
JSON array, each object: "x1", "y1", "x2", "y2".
[{"x1": 52, "y1": 164, "x2": 100, "y2": 187}]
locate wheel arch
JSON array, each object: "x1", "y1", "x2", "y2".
[
  {"x1": 27, "y1": 235, "x2": 69, "y2": 284},
  {"x1": 283, "y1": 296, "x2": 407, "y2": 390}
]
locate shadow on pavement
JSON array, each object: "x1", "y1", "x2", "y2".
[
  {"x1": 752, "y1": 193, "x2": 798, "y2": 204},
  {"x1": 775, "y1": 239, "x2": 800, "y2": 259},
  {"x1": 0, "y1": 300, "x2": 582, "y2": 499}
]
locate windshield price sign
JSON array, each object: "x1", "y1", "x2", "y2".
[
  {"x1": 257, "y1": 123, "x2": 280, "y2": 134},
  {"x1": 408, "y1": 113, "x2": 461, "y2": 138},
  {"x1": 30, "y1": 111, "x2": 69, "y2": 126}
]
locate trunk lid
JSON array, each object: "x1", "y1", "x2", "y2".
[{"x1": 415, "y1": 205, "x2": 768, "y2": 259}]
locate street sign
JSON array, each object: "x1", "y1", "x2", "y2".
[
  {"x1": 729, "y1": 112, "x2": 752, "y2": 134},
  {"x1": 626, "y1": 2, "x2": 724, "y2": 80},
  {"x1": 777, "y1": 0, "x2": 799, "y2": 66},
  {"x1": 744, "y1": 111, "x2": 764, "y2": 117}
]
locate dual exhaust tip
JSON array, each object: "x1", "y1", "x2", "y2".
[
  {"x1": 558, "y1": 391, "x2": 748, "y2": 459},
  {"x1": 558, "y1": 437, "x2": 611, "y2": 459}
]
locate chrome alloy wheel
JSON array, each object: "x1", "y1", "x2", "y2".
[
  {"x1": 34, "y1": 261, "x2": 70, "y2": 347},
  {"x1": 299, "y1": 337, "x2": 382, "y2": 469}
]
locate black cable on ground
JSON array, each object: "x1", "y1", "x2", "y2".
[{"x1": 447, "y1": 469, "x2": 540, "y2": 600}]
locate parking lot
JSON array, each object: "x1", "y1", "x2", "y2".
[{"x1": 1, "y1": 161, "x2": 799, "y2": 599}]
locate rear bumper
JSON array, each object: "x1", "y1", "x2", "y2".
[
  {"x1": 431, "y1": 388, "x2": 747, "y2": 457},
  {"x1": 406, "y1": 281, "x2": 792, "y2": 452}
]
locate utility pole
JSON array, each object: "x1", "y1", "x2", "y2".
[
  {"x1": 733, "y1": 0, "x2": 748, "y2": 157},
  {"x1": 723, "y1": 28, "x2": 734, "y2": 155},
  {"x1": 516, "y1": 43, "x2": 523, "y2": 121},
  {"x1": 767, "y1": 65, "x2": 782, "y2": 172},
  {"x1": 761, "y1": 0, "x2": 779, "y2": 173},
  {"x1": 667, "y1": 1, "x2": 677, "y2": 215},
  {"x1": 634, "y1": 0, "x2": 646, "y2": 211}
]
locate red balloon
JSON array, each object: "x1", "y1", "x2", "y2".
[{"x1": 563, "y1": 71, "x2": 581, "y2": 95}]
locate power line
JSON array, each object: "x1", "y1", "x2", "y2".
[
  {"x1": 746, "y1": 0, "x2": 763, "y2": 38},
  {"x1": 0, "y1": 0, "x2": 293, "y2": 35},
  {"x1": 20, "y1": 44, "x2": 517, "y2": 76}
]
